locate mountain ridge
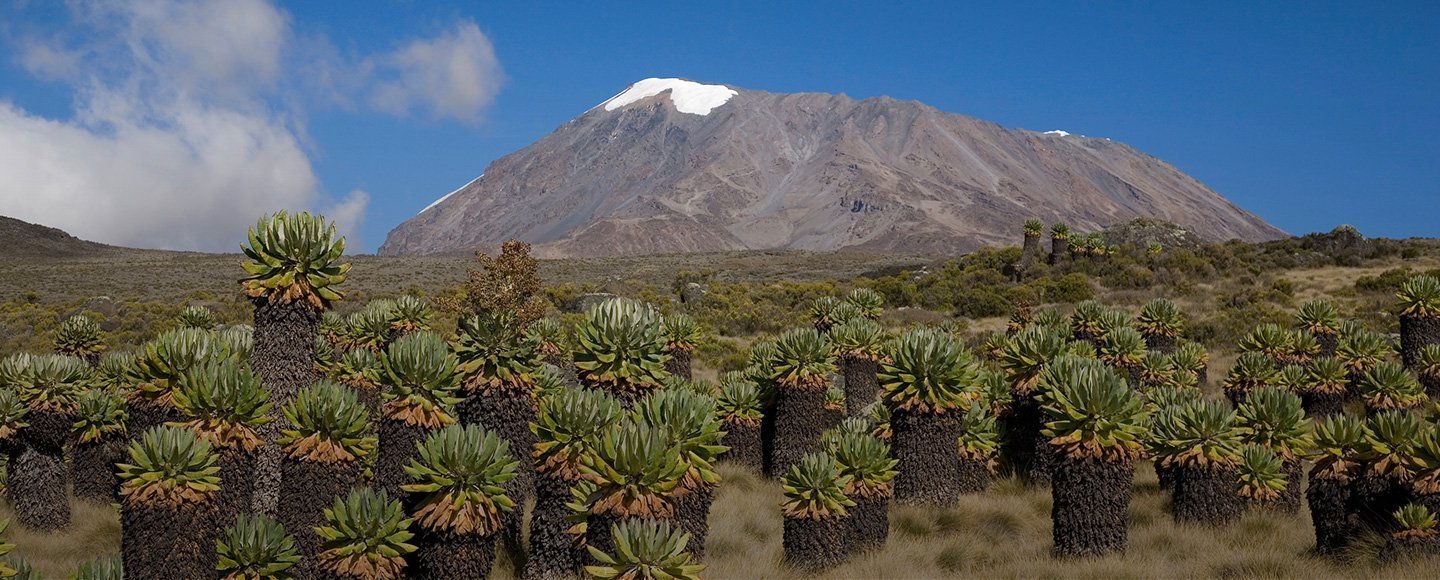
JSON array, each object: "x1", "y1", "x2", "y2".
[
  {"x1": 0, "y1": 215, "x2": 120, "y2": 258},
  {"x1": 380, "y1": 78, "x2": 1285, "y2": 257}
]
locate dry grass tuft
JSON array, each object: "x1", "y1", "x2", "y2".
[
  {"x1": 694, "y1": 462, "x2": 1440, "y2": 579},
  {"x1": 1, "y1": 500, "x2": 120, "y2": 578},
  {"x1": 7, "y1": 440, "x2": 1440, "y2": 579}
]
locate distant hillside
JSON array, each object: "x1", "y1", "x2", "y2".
[{"x1": 0, "y1": 215, "x2": 118, "y2": 258}]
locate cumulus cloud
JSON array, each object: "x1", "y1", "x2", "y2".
[
  {"x1": 0, "y1": 0, "x2": 504, "y2": 251},
  {"x1": 326, "y1": 190, "x2": 371, "y2": 248},
  {"x1": 365, "y1": 22, "x2": 505, "y2": 123},
  {"x1": 0, "y1": 100, "x2": 321, "y2": 251}
]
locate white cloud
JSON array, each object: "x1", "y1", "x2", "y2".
[
  {"x1": 15, "y1": 40, "x2": 82, "y2": 82},
  {"x1": 327, "y1": 189, "x2": 371, "y2": 250},
  {"x1": 0, "y1": 1, "x2": 504, "y2": 251},
  {"x1": 122, "y1": 0, "x2": 289, "y2": 93},
  {"x1": 0, "y1": 100, "x2": 319, "y2": 251},
  {"x1": 365, "y1": 21, "x2": 505, "y2": 123}
]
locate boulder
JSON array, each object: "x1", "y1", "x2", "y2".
[
  {"x1": 680, "y1": 283, "x2": 707, "y2": 305},
  {"x1": 571, "y1": 293, "x2": 619, "y2": 313}
]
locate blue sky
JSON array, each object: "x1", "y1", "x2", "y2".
[{"x1": 1, "y1": 1, "x2": 1436, "y2": 253}]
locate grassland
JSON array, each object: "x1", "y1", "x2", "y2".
[
  {"x1": 5, "y1": 230, "x2": 1440, "y2": 577},
  {"x1": 0, "y1": 501, "x2": 119, "y2": 578},
  {"x1": 0, "y1": 249, "x2": 931, "y2": 304},
  {"x1": 702, "y1": 464, "x2": 1440, "y2": 579},
  {"x1": 10, "y1": 462, "x2": 1440, "y2": 579}
]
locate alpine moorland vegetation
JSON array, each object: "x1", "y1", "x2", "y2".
[{"x1": 2, "y1": 219, "x2": 1440, "y2": 578}]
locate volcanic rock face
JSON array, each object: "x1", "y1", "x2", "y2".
[{"x1": 380, "y1": 78, "x2": 1284, "y2": 257}]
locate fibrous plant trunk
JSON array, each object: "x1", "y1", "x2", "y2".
[
  {"x1": 1001, "y1": 394, "x2": 1052, "y2": 485},
  {"x1": 249, "y1": 444, "x2": 283, "y2": 516},
  {"x1": 1225, "y1": 388, "x2": 1251, "y2": 409},
  {"x1": 1421, "y1": 374, "x2": 1440, "y2": 399},
  {"x1": 1143, "y1": 334, "x2": 1177, "y2": 355},
  {"x1": 1348, "y1": 472, "x2": 1410, "y2": 536},
  {"x1": 120, "y1": 499, "x2": 219, "y2": 580},
  {"x1": 1302, "y1": 391, "x2": 1347, "y2": 418},
  {"x1": 374, "y1": 417, "x2": 433, "y2": 500},
  {"x1": 578, "y1": 376, "x2": 654, "y2": 410},
  {"x1": 847, "y1": 495, "x2": 889, "y2": 553},
  {"x1": 1417, "y1": 492, "x2": 1440, "y2": 517},
  {"x1": 1156, "y1": 462, "x2": 1177, "y2": 492},
  {"x1": 1022, "y1": 234, "x2": 1042, "y2": 265},
  {"x1": 125, "y1": 400, "x2": 184, "y2": 442},
  {"x1": 674, "y1": 485, "x2": 716, "y2": 559},
  {"x1": 9, "y1": 446, "x2": 69, "y2": 532},
  {"x1": 1052, "y1": 454, "x2": 1133, "y2": 557},
  {"x1": 1274, "y1": 459, "x2": 1304, "y2": 514},
  {"x1": 664, "y1": 350, "x2": 693, "y2": 381},
  {"x1": 1171, "y1": 464, "x2": 1242, "y2": 526},
  {"x1": 72, "y1": 435, "x2": 126, "y2": 505},
  {"x1": 956, "y1": 456, "x2": 993, "y2": 494},
  {"x1": 277, "y1": 457, "x2": 361, "y2": 579},
  {"x1": 25, "y1": 408, "x2": 73, "y2": 454},
  {"x1": 249, "y1": 299, "x2": 321, "y2": 516},
  {"x1": 0, "y1": 439, "x2": 19, "y2": 465},
  {"x1": 891, "y1": 407, "x2": 966, "y2": 505},
  {"x1": 840, "y1": 357, "x2": 879, "y2": 416},
  {"x1": 783, "y1": 515, "x2": 849, "y2": 573},
  {"x1": 524, "y1": 473, "x2": 586, "y2": 579},
  {"x1": 413, "y1": 529, "x2": 498, "y2": 580},
  {"x1": 720, "y1": 420, "x2": 762, "y2": 472},
  {"x1": 1307, "y1": 474, "x2": 1353, "y2": 555},
  {"x1": 214, "y1": 447, "x2": 258, "y2": 530},
  {"x1": 1316, "y1": 334, "x2": 1339, "y2": 359},
  {"x1": 1381, "y1": 534, "x2": 1440, "y2": 563},
  {"x1": 1400, "y1": 314, "x2": 1440, "y2": 369},
  {"x1": 13, "y1": 408, "x2": 75, "y2": 531},
  {"x1": 771, "y1": 386, "x2": 827, "y2": 478},
  {"x1": 457, "y1": 386, "x2": 536, "y2": 566},
  {"x1": 1049, "y1": 238, "x2": 1069, "y2": 265},
  {"x1": 586, "y1": 513, "x2": 620, "y2": 563},
  {"x1": 1017, "y1": 235, "x2": 1040, "y2": 280},
  {"x1": 760, "y1": 393, "x2": 779, "y2": 478},
  {"x1": 346, "y1": 385, "x2": 381, "y2": 419},
  {"x1": 457, "y1": 389, "x2": 537, "y2": 501}
]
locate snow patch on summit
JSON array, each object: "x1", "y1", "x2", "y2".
[
  {"x1": 600, "y1": 78, "x2": 737, "y2": 116},
  {"x1": 1044, "y1": 130, "x2": 1072, "y2": 137},
  {"x1": 419, "y1": 174, "x2": 483, "y2": 215}
]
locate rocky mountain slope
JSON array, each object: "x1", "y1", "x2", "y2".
[{"x1": 381, "y1": 78, "x2": 1285, "y2": 257}]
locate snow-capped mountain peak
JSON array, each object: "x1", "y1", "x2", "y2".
[
  {"x1": 382, "y1": 81, "x2": 1285, "y2": 257},
  {"x1": 599, "y1": 78, "x2": 737, "y2": 116}
]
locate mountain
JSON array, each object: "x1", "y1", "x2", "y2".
[
  {"x1": 0, "y1": 215, "x2": 118, "y2": 258},
  {"x1": 380, "y1": 78, "x2": 1285, "y2": 257}
]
